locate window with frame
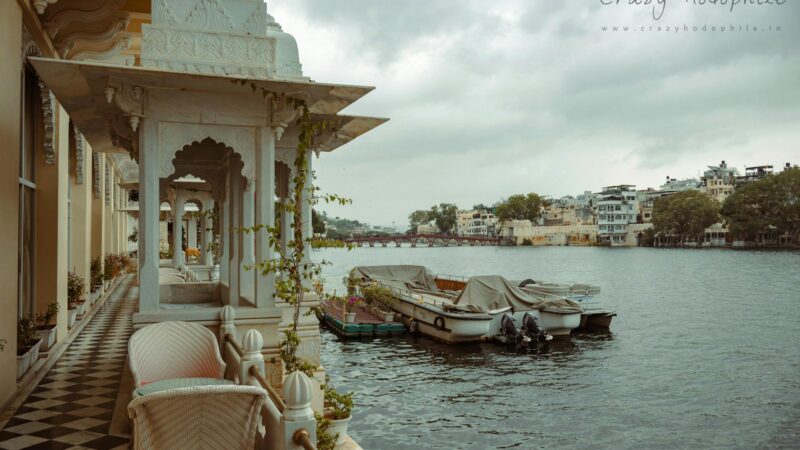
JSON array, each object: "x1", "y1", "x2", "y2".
[{"x1": 18, "y1": 65, "x2": 39, "y2": 318}]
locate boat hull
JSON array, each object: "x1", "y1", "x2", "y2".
[{"x1": 390, "y1": 297, "x2": 492, "y2": 344}]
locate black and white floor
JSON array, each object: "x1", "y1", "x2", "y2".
[{"x1": 0, "y1": 277, "x2": 136, "y2": 450}]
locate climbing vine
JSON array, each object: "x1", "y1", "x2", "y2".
[{"x1": 235, "y1": 80, "x2": 355, "y2": 446}]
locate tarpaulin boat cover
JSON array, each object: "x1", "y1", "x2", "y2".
[
  {"x1": 349, "y1": 265, "x2": 439, "y2": 291},
  {"x1": 454, "y1": 276, "x2": 582, "y2": 313},
  {"x1": 349, "y1": 266, "x2": 582, "y2": 314}
]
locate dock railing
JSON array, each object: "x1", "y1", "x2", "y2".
[
  {"x1": 371, "y1": 280, "x2": 454, "y2": 309},
  {"x1": 219, "y1": 305, "x2": 317, "y2": 450}
]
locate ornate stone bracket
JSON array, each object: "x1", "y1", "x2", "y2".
[
  {"x1": 104, "y1": 161, "x2": 110, "y2": 205},
  {"x1": 93, "y1": 152, "x2": 101, "y2": 198},
  {"x1": 39, "y1": 82, "x2": 56, "y2": 165},
  {"x1": 22, "y1": 26, "x2": 42, "y2": 64},
  {"x1": 74, "y1": 124, "x2": 85, "y2": 184}
]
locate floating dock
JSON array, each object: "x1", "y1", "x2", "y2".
[{"x1": 321, "y1": 301, "x2": 406, "y2": 338}]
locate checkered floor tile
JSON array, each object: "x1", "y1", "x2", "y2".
[{"x1": 1, "y1": 277, "x2": 137, "y2": 450}]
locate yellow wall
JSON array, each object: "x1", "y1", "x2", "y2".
[
  {"x1": 71, "y1": 141, "x2": 92, "y2": 299},
  {"x1": 0, "y1": 0, "x2": 22, "y2": 408}
]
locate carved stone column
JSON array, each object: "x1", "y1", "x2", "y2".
[
  {"x1": 227, "y1": 170, "x2": 241, "y2": 306},
  {"x1": 239, "y1": 180, "x2": 255, "y2": 300},
  {"x1": 138, "y1": 118, "x2": 160, "y2": 312},
  {"x1": 255, "y1": 127, "x2": 276, "y2": 308},
  {"x1": 173, "y1": 191, "x2": 185, "y2": 267},
  {"x1": 219, "y1": 174, "x2": 230, "y2": 297},
  {"x1": 188, "y1": 216, "x2": 198, "y2": 251},
  {"x1": 203, "y1": 199, "x2": 215, "y2": 266}
]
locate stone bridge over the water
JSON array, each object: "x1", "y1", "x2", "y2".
[{"x1": 342, "y1": 234, "x2": 503, "y2": 248}]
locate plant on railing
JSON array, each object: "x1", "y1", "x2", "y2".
[
  {"x1": 324, "y1": 381, "x2": 353, "y2": 420},
  {"x1": 186, "y1": 247, "x2": 201, "y2": 260},
  {"x1": 360, "y1": 284, "x2": 395, "y2": 308},
  {"x1": 90, "y1": 257, "x2": 103, "y2": 290},
  {"x1": 315, "y1": 413, "x2": 338, "y2": 450},
  {"x1": 129, "y1": 225, "x2": 138, "y2": 243},
  {"x1": 35, "y1": 302, "x2": 60, "y2": 330},
  {"x1": 345, "y1": 296, "x2": 364, "y2": 313},
  {"x1": 68, "y1": 272, "x2": 86, "y2": 304},
  {"x1": 17, "y1": 316, "x2": 38, "y2": 349},
  {"x1": 103, "y1": 253, "x2": 120, "y2": 280}
]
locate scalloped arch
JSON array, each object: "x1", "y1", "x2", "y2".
[{"x1": 158, "y1": 122, "x2": 255, "y2": 180}]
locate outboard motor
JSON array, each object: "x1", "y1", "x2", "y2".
[
  {"x1": 499, "y1": 313, "x2": 530, "y2": 348},
  {"x1": 521, "y1": 312, "x2": 550, "y2": 345}
]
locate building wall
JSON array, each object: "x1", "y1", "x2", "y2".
[
  {"x1": 34, "y1": 105, "x2": 70, "y2": 342},
  {"x1": 0, "y1": 0, "x2": 22, "y2": 409},
  {"x1": 0, "y1": 9, "x2": 131, "y2": 407},
  {"x1": 501, "y1": 220, "x2": 652, "y2": 247}
]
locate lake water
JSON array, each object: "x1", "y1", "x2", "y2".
[{"x1": 313, "y1": 246, "x2": 800, "y2": 450}]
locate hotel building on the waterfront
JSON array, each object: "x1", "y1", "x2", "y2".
[
  {"x1": 595, "y1": 185, "x2": 639, "y2": 245},
  {"x1": 456, "y1": 209, "x2": 497, "y2": 236},
  {"x1": 0, "y1": 0, "x2": 384, "y2": 447}
]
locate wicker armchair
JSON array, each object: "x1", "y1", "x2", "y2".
[
  {"x1": 128, "y1": 321, "x2": 226, "y2": 387},
  {"x1": 127, "y1": 385, "x2": 266, "y2": 450}
]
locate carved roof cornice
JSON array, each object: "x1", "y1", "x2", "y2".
[
  {"x1": 39, "y1": 81, "x2": 57, "y2": 165},
  {"x1": 74, "y1": 124, "x2": 85, "y2": 184}
]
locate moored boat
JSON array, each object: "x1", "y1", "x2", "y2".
[
  {"x1": 516, "y1": 279, "x2": 616, "y2": 329},
  {"x1": 348, "y1": 266, "x2": 584, "y2": 344}
]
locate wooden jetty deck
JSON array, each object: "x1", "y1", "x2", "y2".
[{"x1": 321, "y1": 300, "x2": 406, "y2": 338}]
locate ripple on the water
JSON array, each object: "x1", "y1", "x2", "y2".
[{"x1": 317, "y1": 247, "x2": 800, "y2": 449}]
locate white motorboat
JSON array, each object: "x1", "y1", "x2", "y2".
[
  {"x1": 516, "y1": 279, "x2": 616, "y2": 329},
  {"x1": 348, "y1": 266, "x2": 584, "y2": 344}
]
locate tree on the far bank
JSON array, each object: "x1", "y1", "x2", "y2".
[
  {"x1": 408, "y1": 209, "x2": 432, "y2": 234},
  {"x1": 312, "y1": 209, "x2": 326, "y2": 235},
  {"x1": 720, "y1": 167, "x2": 800, "y2": 241},
  {"x1": 430, "y1": 203, "x2": 458, "y2": 234},
  {"x1": 652, "y1": 190, "x2": 720, "y2": 241},
  {"x1": 495, "y1": 193, "x2": 548, "y2": 223}
]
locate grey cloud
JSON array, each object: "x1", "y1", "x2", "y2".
[{"x1": 269, "y1": 0, "x2": 800, "y2": 226}]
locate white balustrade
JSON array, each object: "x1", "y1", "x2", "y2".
[{"x1": 218, "y1": 307, "x2": 318, "y2": 450}]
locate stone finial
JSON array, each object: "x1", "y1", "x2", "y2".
[
  {"x1": 242, "y1": 329, "x2": 263, "y2": 357},
  {"x1": 220, "y1": 305, "x2": 235, "y2": 323},
  {"x1": 283, "y1": 371, "x2": 315, "y2": 422}
]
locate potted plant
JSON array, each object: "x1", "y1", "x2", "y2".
[
  {"x1": 35, "y1": 302, "x2": 60, "y2": 352},
  {"x1": 68, "y1": 271, "x2": 87, "y2": 317},
  {"x1": 16, "y1": 316, "x2": 41, "y2": 380},
  {"x1": 344, "y1": 296, "x2": 362, "y2": 323},
  {"x1": 323, "y1": 381, "x2": 353, "y2": 445},
  {"x1": 90, "y1": 257, "x2": 103, "y2": 292},
  {"x1": 67, "y1": 306, "x2": 77, "y2": 329},
  {"x1": 103, "y1": 253, "x2": 118, "y2": 288}
]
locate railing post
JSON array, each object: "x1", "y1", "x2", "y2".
[
  {"x1": 282, "y1": 371, "x2": 317, "y2": 450},
  {"x1": 220, "y1": 305, "x2": 236, "y2": 354},
  {"x1": 241, "y1": 329, "x2": 265, "y2": 385}
]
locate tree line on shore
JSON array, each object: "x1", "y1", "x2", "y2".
[
  {"x1": 649, "y1": 167, "x2": 799, "y2": 244},
  {"x1": 407, "y1": 194, "x2": 549, "y2": 234}
]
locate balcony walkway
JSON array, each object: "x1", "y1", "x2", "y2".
[{"x1": 0, "y1": 276, "x2": 136, "y2": 450}]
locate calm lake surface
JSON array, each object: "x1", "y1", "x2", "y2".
[{"x1": 313, "y1": 246, "x2": 800, "y2": 450}]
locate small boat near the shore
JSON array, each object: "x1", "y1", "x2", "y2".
[
  {"x1": 347, "y1": 265, "x2": 584, "y2": 345},
  {"x1": 516, "y1": 279, "x2": 616, "y2": 329}
]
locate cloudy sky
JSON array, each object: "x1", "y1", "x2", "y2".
[{"x1": 269, "y1": 0, "x2": 800, "y2": 228}]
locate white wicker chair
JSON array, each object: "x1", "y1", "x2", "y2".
[
  {"x1": 128, "y1": 321, "x2": 226, "y2": 387},
  {"x1": 127, "y1": 385, "x2": 266, "y2": 450}
]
